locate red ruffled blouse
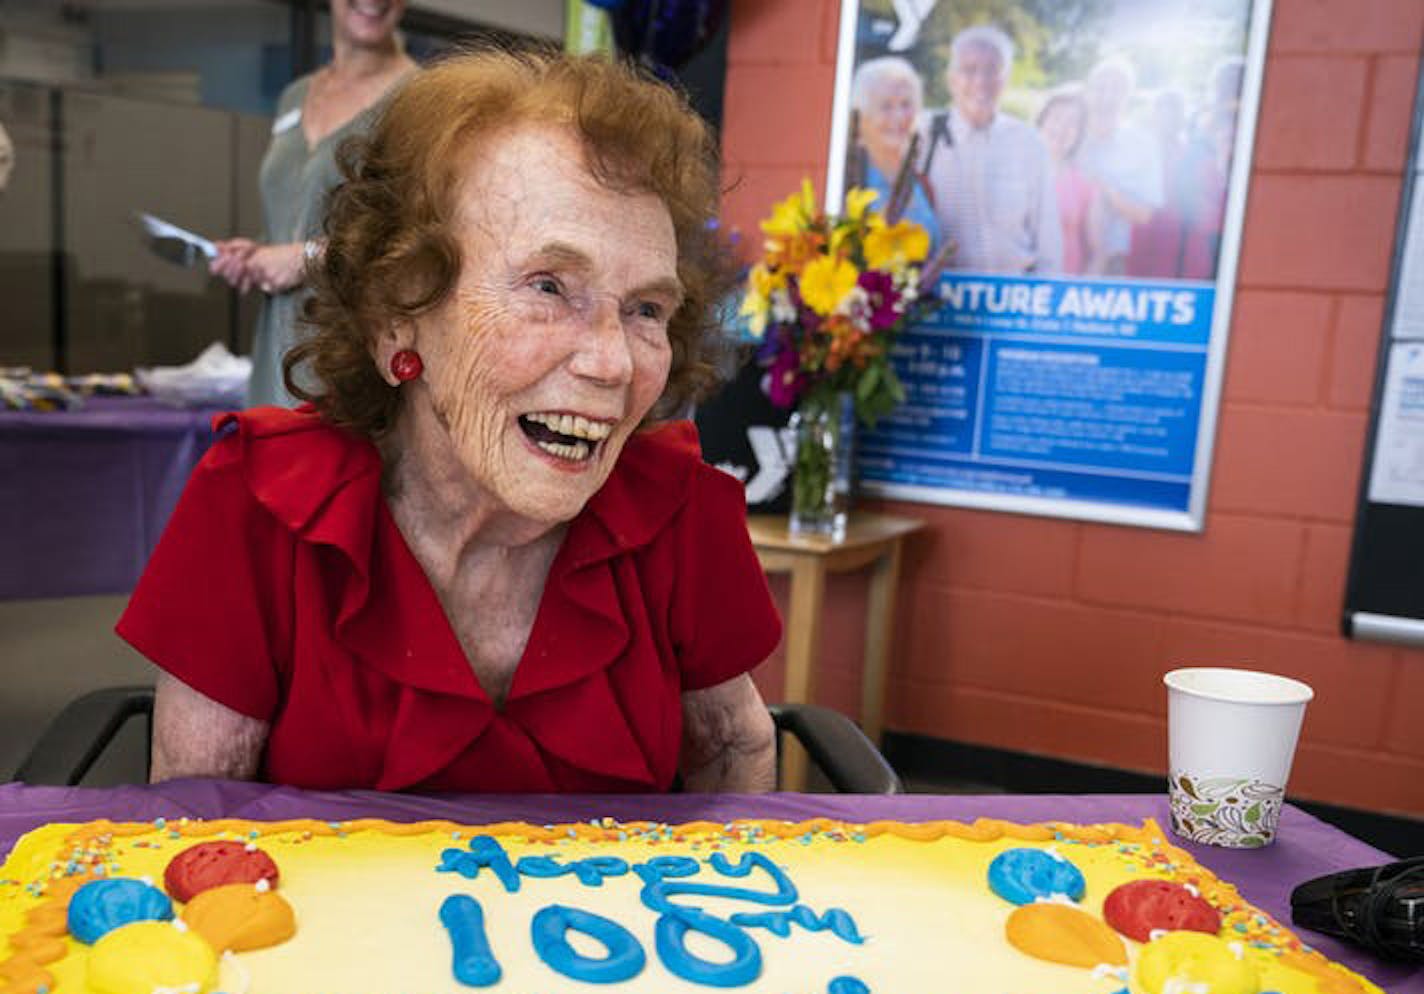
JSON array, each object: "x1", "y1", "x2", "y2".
[{"x1": 116, "y1": 407, "x2": 781, "y2": 793}]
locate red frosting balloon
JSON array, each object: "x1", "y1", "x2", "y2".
[
  {"x1": 163, "y1": 842, "x2": 279, "y2": 903},
  {"x1": 1103, "y1": 879, "x2": 1221, "y2": 943}
]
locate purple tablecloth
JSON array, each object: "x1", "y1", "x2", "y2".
[
  {"x1": 0, "y1": 397, "x2": 224, "y2": 599},
  {"x1": 0, "y1": 781, "x2": 1416, "y2": 992}
]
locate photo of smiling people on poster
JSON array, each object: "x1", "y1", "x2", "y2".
[{"x1": 828, "y1": 0, "x2": 1270, "y2": 530}]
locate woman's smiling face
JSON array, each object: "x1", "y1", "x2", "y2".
[
  {"x1": 331, "y1": 0, "x2": 405, "y2": 48},
  {"x1": 407, "y1": 123, "x2": 680, "y2": 527}
]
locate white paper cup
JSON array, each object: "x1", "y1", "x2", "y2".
[{"x1": 1164, "y1": 667, "x2": 1313, "y2": 848}]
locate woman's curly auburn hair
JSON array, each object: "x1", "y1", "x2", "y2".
[{"x1": 284, "y1": 43, "x2": 736, "y2": 437}]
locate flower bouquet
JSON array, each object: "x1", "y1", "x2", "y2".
[{"x1": 740, "y1": 179, "x2": 949, "y2": 538}]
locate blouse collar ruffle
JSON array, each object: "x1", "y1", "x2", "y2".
[{"x1": 216, "y1": 406, "x2": 703, "y2": 792}]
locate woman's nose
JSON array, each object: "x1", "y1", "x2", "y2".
[{"x1": 569, "y1": 297, "x2": 634, "y2": 385}]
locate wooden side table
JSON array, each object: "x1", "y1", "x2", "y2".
[{"x1": 746, "y1": 511, "x2": 924, "y2": 790}]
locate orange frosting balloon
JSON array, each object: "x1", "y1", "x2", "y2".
[
  {"x1": 1005, "y1": 903, "x2": 1129, "y2": 969},
  {"x1": 181, "y1": 883, "x2": 296, "y2": 952}
]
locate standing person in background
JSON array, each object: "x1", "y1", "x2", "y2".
[
  {"x1": 920, "y1": 24, "x2": 1061, "y2": 275},
  {"x1": 1035, "y1": 86, "x2": 1097, "y2": 276},
  {"x1": 1126, "y1": 88, "x2": 1189, "y2": 279},
  {"x1": 1076, "y1": 57, "x2": 1162, "y2": 277},
  {"x1": 848, "y1": 56, "x2": 940, "y2": 249},
  {"x1": 210, "y1": 0, "x2": 417, "y2": 408},
  {"x1": 1177, "y1": 58, "x2": 1245, "y2": 281}
]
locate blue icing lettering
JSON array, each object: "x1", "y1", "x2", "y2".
[
  {"x1": 514, "y1": 856, "x2": 573, "y2": 880},
  {"x1": 531, "y1": 905, "x2": 645, "y2": 983},
  {"x1": 655, "y1": 906, "x2": 761, "y2": 987},
  {"x1": 986, "y1": 848, "x2": 1085, "y2": 905},
  {"x1": 571, "y1": 856, "x2": 631, "y2": 887},
  {"x1": 637, "y1": 851, "x2": 798, "y2": 911},
  {"x1": 637, "y1": 855, "x2": 701, "y2": 882},
  {"x1": 437, "y1": 836, "x2": 521, "y2": 893},
  {"x1": 828, "y1": 977, "x2": 870, "y2": 994},
  {"x1": 67, "y1": 878, "x2": 173, "y2": 944},
  {"x1": 515, "y1": 855, "x2": 629, "y2": 886},
  {"x1": 730, "y1": 905, "x2": 864, "y2": 944},
  {"x1": 438, "y1": 895, "x2": 501, "y2": 987}
]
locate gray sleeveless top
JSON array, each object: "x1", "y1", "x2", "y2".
[{"x1": 245, "y1": 74, "x2": 392, "y2": 408}]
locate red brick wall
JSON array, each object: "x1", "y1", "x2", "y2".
[{"x1": 726, "y1": 0, "x2": 1424, "y2": 817}]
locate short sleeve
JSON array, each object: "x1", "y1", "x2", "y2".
[
  {"x1": 115, "y1": 436, "x2": 289, "y2": 720},
  {"x1": 670, "y1": 465, "x2": 782, "y2": 691}
]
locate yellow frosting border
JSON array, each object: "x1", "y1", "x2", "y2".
[{"x1": 0, "y1": 816, "x2": 1383, "y2": 994}]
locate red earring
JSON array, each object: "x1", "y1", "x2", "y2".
[{"x1": 390, "y1": 349, "x2": 423, "y2": 382}]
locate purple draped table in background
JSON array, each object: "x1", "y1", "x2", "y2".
[
  {"x1": 0, "y1": 782, "x2": 1417, "y2": 992},
  {"x1": 0, "y1": 396, "x2": 225, "y2": 600}
]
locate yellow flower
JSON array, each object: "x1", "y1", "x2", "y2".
[
  {"x1": 798, "y1": 177, "x2": 818, "y2": 214},
  {"x1": 843, "y1": 187, "x2": 878, "y2": 222},
  {"x1": 766, "y1": 229, "x2": 826, "y2": 271},
  {"x1": 739, "y1": 287, "x2": 770, "y2": 336},
  {"x1": 799, "y1": 254, "x2": 860, "y2": 316},
  {"x1": 864, "y1": 220, "x2": 930, "y2": 270},
  {"x1": 748, "y1": 262, "x2": 785, "y2": 296},
  {"x1": 761, "y1": 178, "x2": 819, "y2": 238}
]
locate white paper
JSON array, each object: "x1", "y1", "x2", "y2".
[
  {"x1": 137, "y1": 211, "x2": 217, "y2": 259},
  {"x1": 1367, "y1": 341, "x2": 1424, "y2": 506},
  {"x1": 135, "y1": 341, "x2": 251, "y2": 408}
]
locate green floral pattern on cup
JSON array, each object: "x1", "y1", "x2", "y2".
[{"x1": 1168, "y1": 772, "x2": 1283, "y2": 848}]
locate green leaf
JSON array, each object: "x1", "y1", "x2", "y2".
[{"x1": 856, "y1": 362, "x2": 882, "y2": 406}]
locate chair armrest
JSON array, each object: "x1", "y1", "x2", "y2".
[
  {"x1": 14, "y1": 685, "x2": 155, "y2": 786},
  {"x1": 768, "y1": 702, "x2": 904, "y2": 794}
]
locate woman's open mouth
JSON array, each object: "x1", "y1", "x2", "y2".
[{"x1": 518, "y1": 412, "x2": 613, "y2": 463}]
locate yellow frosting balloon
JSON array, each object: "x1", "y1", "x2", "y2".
[
  {"x1": 182, "y1": 882, "x2": 297, "y2": 952},
  {"x1": 1133, "y1": 931, "x2": 1260, "y2": 994},
  {"x1": 87, "y1": 920, "x2": 217, "y2": 994},
  {"x1": 1005, "y1": 903, "x2": 1128, "y2": 969}
]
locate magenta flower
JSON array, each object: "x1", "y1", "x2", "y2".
[
  {"x1": 764, "y1": 346, "x2": 807, "y2": 408},
  {"x1": 858, "y1": 270, "x2": 901, "y2": 331}
]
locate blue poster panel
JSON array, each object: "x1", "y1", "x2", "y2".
[{"x1": 825, "y1": 0, "x2": 1273, "y2": 529}]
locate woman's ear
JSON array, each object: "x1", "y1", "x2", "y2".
[{"x1": 372, "y1": 320, "x2": 417, "y2": 387}]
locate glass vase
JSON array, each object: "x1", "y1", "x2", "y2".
[{"x1": 788, "y1": 391, "x2": 856, "y2": 542}]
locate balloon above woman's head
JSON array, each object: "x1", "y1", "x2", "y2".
[{"x1": 603, "y1": 0, "x2": 729, "y2": 74}]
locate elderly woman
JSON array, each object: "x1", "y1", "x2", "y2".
[
  {"x1": 116, "y1": 48, "x2": 782, "y2": 794},
  {"x1": 849, "y1": 56, "x2": 939, "y2": 243},
  {"x1": 1036, "y1": 86, "x2": 1099, "y2": 276}
]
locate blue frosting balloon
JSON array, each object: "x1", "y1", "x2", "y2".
[
  {"x1": 67, "y1": 878, "x2": 174, "y2": 944},
  {"x1": 986, "y1": 848, "x2": 1086, "y2": 906}
]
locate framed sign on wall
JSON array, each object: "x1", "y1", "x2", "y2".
[
  {"x1": 1343, "y1": 55, "x2": 1424, "y2": 647},
  {"x1": 826, "y1": 0, "x2": 1273, "y2": 530}
]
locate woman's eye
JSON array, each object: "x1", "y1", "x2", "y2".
[
  {"x1": 533, "y1": 277, "x2": 562, "y2": 296},
  {"x1": 634, "y1": 301, "x2": 664, "y2": 321}
]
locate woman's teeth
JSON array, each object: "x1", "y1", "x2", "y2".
[
  {"x1": 519, "y1": 412, "x2": 613, "y2": 463},
  {"x1": 538, "y1": 439, "x2": 591, "y2": 462},
  {"x1": 523, "y1": 412, "x2": 612, "y2": 441}
]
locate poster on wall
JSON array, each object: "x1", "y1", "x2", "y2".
[{"x1": 826, "y1": 0, "x2": 1273, "y2": 530}]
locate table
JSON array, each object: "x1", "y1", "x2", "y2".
[
  {"x1": 0, "y1": 396, "x2": 224, "y2": 599},
  {"x1": 747, "y1": 512, "x2": 924, "y2": 788},
  {"x1": 0, "y1": 783, "x2": 1416, "y2": 993}
]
